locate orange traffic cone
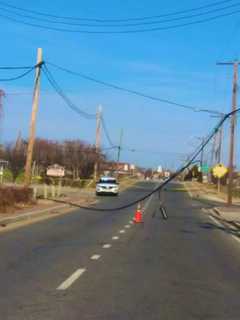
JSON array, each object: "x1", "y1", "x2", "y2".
[{"x1": 133, "y1": 203, "x2": 143, "y2": 223}]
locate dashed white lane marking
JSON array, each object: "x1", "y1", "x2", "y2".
[
  {"x1": 91, "y1": 254, "x2": 101, "y2": 260},
  {"x1": 103, "y1": 244, "x2": 112, "y2": 248},
  {"x1": 125, "y1": 225, "x2": 131, "y2": 228},
  {"x1": 119, "y1": 230, "x2": 125, "y2": 234},
  {"x1": 209, "y1": 215, "x2": 223, "y2": 228},
  {"x1": 112, "y1": 236, "x2": 119, "y2": 240},
  {"x1": 129, "y1": 221, "x2": 133, "y2": 224},
  {"x1": 57, "y1": 268, "x2": 86, "y2": 290}
]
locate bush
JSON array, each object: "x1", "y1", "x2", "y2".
[
  {"x1": 15, "y1": 171, "x2": 25, "y2": 184},
  {"x1": 31, "y1": 175, "x2": 43, "y2": 184},
  {"x1": 2, "y1": 169, "x2": 14, "y2": 183},
  {"x1": 0, "y1": 186, "x2": 33, "y2": 213}
]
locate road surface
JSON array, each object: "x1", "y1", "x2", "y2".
[{"x1": 1, "y1": 181, "x2": 240, "y2": 319}]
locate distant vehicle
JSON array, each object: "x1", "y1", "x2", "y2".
[{"x1": 96, "y1": 176, "x2": 119, "y2": 196}]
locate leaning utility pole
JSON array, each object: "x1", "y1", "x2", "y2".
[
  {"x1": 24, "y1": 48, "x2": 43, "y2": 186},
  {"x1": 217, "y1": 60, "x2": 239, "y2": 205},
  {"x1": 116, "y1": 129, "x2": 123, "y2": 178},
  {"x1": 94, "y1": 105, "x2": 102, "y2": 181}
]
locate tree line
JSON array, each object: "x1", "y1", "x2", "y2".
[{"x1": 0, "y1": 138, "x2": 107, "y2": 182}]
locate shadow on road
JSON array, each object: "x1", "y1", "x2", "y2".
[{"x1": 199, "y1": 221, "x2": 239, "y2": 237}]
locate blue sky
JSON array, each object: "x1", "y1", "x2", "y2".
[{"x1": 0, "y1": 0, "x2": 240, "y2": 169}]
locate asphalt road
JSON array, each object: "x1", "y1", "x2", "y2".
[{"x1": 1, "y1": 181, "x2": 240, "y2": 320}]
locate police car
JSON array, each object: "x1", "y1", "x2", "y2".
[{"x1": 96, "y1": 176, "x2": 119, "y2": 196}]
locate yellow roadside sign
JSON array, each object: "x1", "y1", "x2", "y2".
[{"x1": 212, "y1": 164, "x2": 228, "y2": 178}]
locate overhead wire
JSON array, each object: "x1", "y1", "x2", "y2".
[
  {"x1": 0, "y1": 2, "x2": 240, "y2": 27},
  {"x1": 0, "y1": 3, "x2": 240, "y2": 33},
  {"x1": 122, "y1": 146, "x2": 185, "y2": 157},
  {"x1": 42, "y1": 64, "x2": 96, "y2": 120},
  {"x1": 46, "y1": 62, "x2": 222, "y2": 114},
  {"x1": 0, "y1": 66, "x2": 35, "y2": 81},
  {"x1": 0, "y1": 0, "x2": 236, "y2": 22},
  {"x1": 101, "y1": 116, "x2": 116, "y2": 148},
  {"x1": 0, "y1": 65, "x2": 34, "y2": 70}
]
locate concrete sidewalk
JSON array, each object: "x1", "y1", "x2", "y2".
[{"x1": 183, "y1": 181, "x2": 240, "y2": 230}]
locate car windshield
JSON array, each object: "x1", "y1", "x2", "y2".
[{"x1": 98, "y1": 178, "x2": 117, "y2": 184}]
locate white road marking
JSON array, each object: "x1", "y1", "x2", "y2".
[
  {"x1": 112, "y1": 236, "x2": 119, "y2": 240},
  {"x1": 90, "y1": 254, "x2": 101, "y2": 260},
  {"x1": 57, "y1": 268, "x2": 86, "y2": 290},
  {"x1": 129, "y1": 221, "x2": 133, "y2": 224},
  {"x1": 209, "y1": 215, "x2": 223, "y2": 228},
  {"x1": 142, "y1": 194, "x2": 153, "y2": 216},
  {"x1": 119, "y1": 230, "x2": 125, "y2": 234},
  {"x1": 125, "y1": 225, "x2": 130, "y2": 228},
  {"x1": 102, "y1": 244, "x2": 112, "y2": 248}
]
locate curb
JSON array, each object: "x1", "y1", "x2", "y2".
[
  {"x1": 0, "y1": 180, "x2": 138, "y2": 229},
  {"x1": 0, "y1": 204, "x2": 69, "y2": 227}
]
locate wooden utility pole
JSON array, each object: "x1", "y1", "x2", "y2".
[
  {"x1": 24, "y1": 48, "x2": 43, "y2": 186},
  {"x1": 200, "y1": 137, "x2": 204, "y2": 169},
  {"x1": 116, "y1": 129, "x2": 123, "y2": 178},
  {"x1": 94, "y1": 105, "x2": 102, "y2": 181},
  {"x1": 217, "y1": 60, "x2": 239, "y2": 205}
]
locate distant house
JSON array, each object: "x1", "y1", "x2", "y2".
[
  {"x1": 0, "y1": 159, "x2": 8, "y2": 168},
  {"x1": 101, "y1": 161, "x2": 136, "y2": 175}
]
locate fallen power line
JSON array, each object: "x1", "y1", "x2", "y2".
[{"x1": 46, "y1": 107, "x2": 239, "y2": 212}]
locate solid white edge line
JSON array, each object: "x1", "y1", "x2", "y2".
[
  {"x1": 91, "y1": 254, "x2": 101, "y2": 260},
  {"x1": 57, "y1": 268, "x2": 86, "y2": 290}
]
